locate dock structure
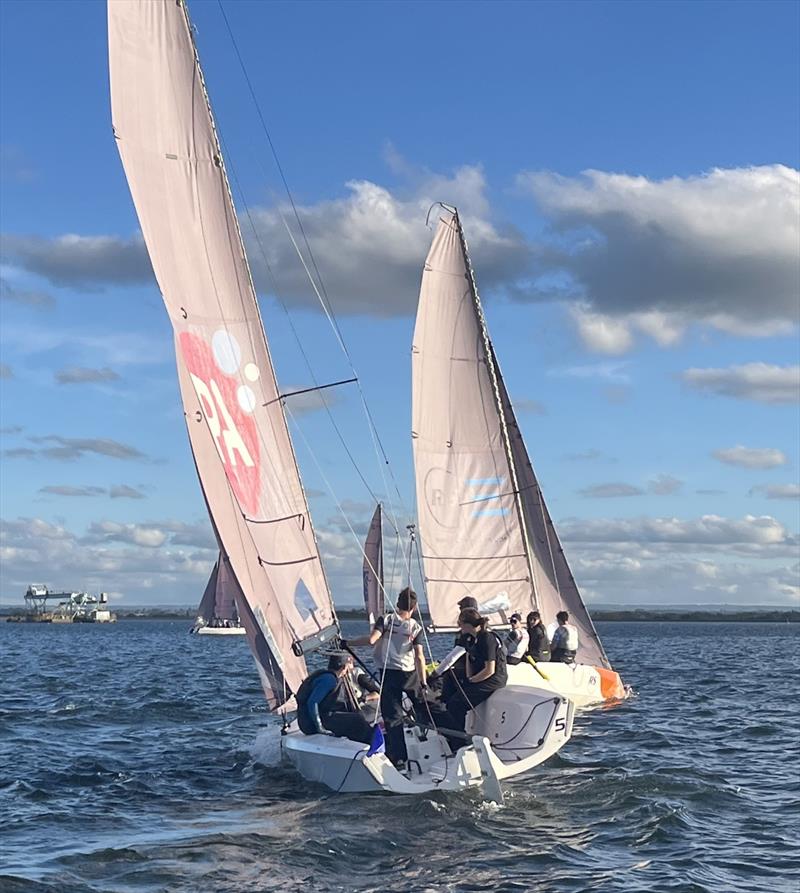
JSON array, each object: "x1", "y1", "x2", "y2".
[{"x1": 11, "y1": 585, "x2": 116, "y2": 623}]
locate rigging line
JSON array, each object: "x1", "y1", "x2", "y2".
[
  {"x1": 215, "y1": 0, "x2": 411, "y2": 537},
  {"x1": 220, "y1": 138, "x2": 388, "y2": 516},
  {"x1": 285, "y1": 403, "x2": 399, "y2": 618}
]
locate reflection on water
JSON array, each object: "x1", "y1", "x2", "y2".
[{"x1": 1, "y1": 620, "x2": 798, "y2": 892}]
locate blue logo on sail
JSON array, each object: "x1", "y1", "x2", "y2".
[
  {"x1": 466, "y1": 476, "x2": 509, "y2": 517},
  {"x1": 293, "y1": 579, "x2": 316, "y2": 620}
]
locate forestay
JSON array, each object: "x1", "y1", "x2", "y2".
[
  {"x1": 362, "y1": 504, "x2": 383, "y2": 624},
  {"x1": 109, "y1": 0, "x2": 336, "y2": 709}
]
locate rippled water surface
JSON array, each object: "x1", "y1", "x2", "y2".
[{"x1": 1, "y1": 619, "x2": 798, "y2": 893}]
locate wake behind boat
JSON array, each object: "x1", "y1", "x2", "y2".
[{"x1": 109, "y1": 0, "x2": 572, "y2": 800}]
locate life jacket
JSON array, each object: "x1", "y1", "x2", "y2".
[{"x1": 295, "y1": 669, "x2": 343, "y2": 733}]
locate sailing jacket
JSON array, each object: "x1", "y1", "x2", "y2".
[
  {"x1": 295, "y1": 669, "x2": 346, "y2": 734},
  {"x1": 527, "y1": 622, "x2": 551, "y2": 661}
]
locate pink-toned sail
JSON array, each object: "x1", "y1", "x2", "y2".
[
  {"x1": 362, "y1": 504, "x2": 383, "y2": 624},
  {"x1": 109, "y1": 0, "x2": 336, "y2": 709},
  {"x1": 411, "y1": 210, "x2": 535, "y2": 628}
]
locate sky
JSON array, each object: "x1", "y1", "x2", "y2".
[{"x1": 0, "y1": 0, "x2": 798, "y2": 609}]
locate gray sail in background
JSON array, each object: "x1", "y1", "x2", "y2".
[
  {"x1": 197, "y1": 553, "x2": 241, "y2": 622},
  {"x1": 109, "y1": 0, "x2": 337, "y2": 709},
  {"x1": 494, "y1": 351, "x2": 610, "y2": 668},
  {"x1": 363, "y1": 504, "x2": 383, "y2": 624},
  {"x1": 411, "y1": 210, "x2": 535, "y2": 628}
]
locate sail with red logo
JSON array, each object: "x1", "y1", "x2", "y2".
[{"x1": 109, "y1": 0, "x2": 337, "y2": 710}]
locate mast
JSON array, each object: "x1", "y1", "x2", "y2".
[{"x1": 453, "y1": 211, "x2": 539, "y2": 612}]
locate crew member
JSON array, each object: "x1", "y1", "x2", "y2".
[
  {"x1": 295, "y1": 653, "x2": 373, "y2": 744},
  {"x1": 526, "y1": 610, "x2": 550, "y2": 662},
  {"x1": 550, "y1": 610, "x2": 579, "y2": 663},
  {"x1": 440, "y1": 595, "x2": 479, "y2": 701},
  {"x1": 439, "y1": 608, "x2": 507, "y2": 741},
  {"x1": 504, "y1": 612, "x2": 529, "y2": 665},
  {"x1": 345, "y1": 587, "x2": 427, "y2": 767}
]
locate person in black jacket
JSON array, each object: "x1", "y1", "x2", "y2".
[
  {"x1": 437, "y1": 609, "x2": 507, "y2": 744},
  {"x1": 526, "y1": 610, "x2": 550, "y2": 662}
]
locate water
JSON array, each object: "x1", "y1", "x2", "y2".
[{"x1": 1, "y1": 620, "x2": 798, "y2": 893}]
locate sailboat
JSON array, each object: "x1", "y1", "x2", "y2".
[
  {"x1": 190, "y1": 553, "x2": 246, "y2": 635},
  {"x1": 108, "y1": 0, "x2": 572, "y2": 799},
  {"x1": 411, "y1": 208, "x2": 627, "y2": 707},
  {"x1": 362, "y1": 504, "x2": 384, "y2": 626}
]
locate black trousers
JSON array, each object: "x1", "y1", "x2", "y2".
[
  {"x1": 323, "y1": 711, "x2": 374, "y2": 745},
  {"x1": 551, "y1": 648, "x2": 576, "y2": 664},
  {"x1": 380, "y1": 668, "x2": 417, "y2": 763}
]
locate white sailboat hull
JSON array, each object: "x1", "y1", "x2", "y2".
[
  {"x1": 280, "y1": 685, "x2": 573, "y2": 799},
  {"x1": 192, "y1": 625, "x2": 246, "y2": 636},
  {"x1": 506, "y1": 661, "x2": 627, "y2": 707}
]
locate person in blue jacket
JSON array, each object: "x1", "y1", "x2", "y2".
[{"x1": 295, "y1": 652, "x2": 374, "y2": 744}]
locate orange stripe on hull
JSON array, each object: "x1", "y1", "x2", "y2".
[{"x1": 596, "y1": 667, "x2": 625, "y2": 700}]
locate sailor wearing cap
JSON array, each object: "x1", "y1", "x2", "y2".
[{"x1": 504, "y1": 613, "x2": 529, "y2": 665}]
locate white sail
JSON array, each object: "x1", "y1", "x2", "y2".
[
  {"x1": 362, "y1": 504, "x2": 383, "y2": 624},
  {"x1": 109, "y1": 0, "x2": 337, "y2": 709},
  {"x1": 412, "y1": 210, "x2": 535, "y2": 627},
  {"x1": 412, "y1": 209, "x2": 610, "y2": 668}
]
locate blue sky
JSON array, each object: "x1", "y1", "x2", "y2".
[{"x1": 1, "y1": 0, "x2": 798, "y2": 608}]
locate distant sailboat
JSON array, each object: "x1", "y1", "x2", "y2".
[
  {"x1": 191, "y1": 553, "x2": 246, "y2": 635},
  {"x1": 362, "y1": 504, "x2": 384, "y2": 625},
  {"x1": 109, "y1": 0, "x2": 573, "y2": 798},
  {"x1": 412, "y1": 208, "x2": 626, "y2": 706}
]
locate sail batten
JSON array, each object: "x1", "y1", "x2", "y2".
[{"x1": 109, "y1": 0, "x2": 337, "y2": 708}]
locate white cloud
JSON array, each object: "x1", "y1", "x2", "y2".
[
  {"x1": 55, "y1": 366, "x2": 120, "y2": 385},
  {"x1": 749, "y1": 483, "x2": 800, "y2": 500},
  {"x1": 682, "y1": 363, "x2": 799, "y2": 404},
  {"x1": 518, "y1": 165, "x2": 800, "y2": 352},
  {"x1": 712, "y1": 446, "x2": 787, "y2": 469},
  {"x1": 648, "y1": 474, "x2": 683, "y2": 495},
  {"x1": 578, "y1": 482, "x2": 643, "y2": 498}
]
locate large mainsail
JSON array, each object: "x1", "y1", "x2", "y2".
[
  {"x1": 412, "y1": 209, "x2": 609, "y2": 668},
  {"x1": 109, "y1": 0, "x2": 337, "y2": 709},
  {"x1": 412, "y1": 210, "x2": 535, "y2": 627},
  {"x1": 362, "y1": 504, "x2": 383, "y2": 624}
]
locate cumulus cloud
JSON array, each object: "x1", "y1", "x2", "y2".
[
  {"x1": 561, "y1": 513, "x2": 795, "y2": 554},
  {"x1": 0, "y1": 233, "x2": 152, "y2": 288},
  {"x1": 1, "y1": 276, "x2": 55, "y2": 309},
  {"x1": 682, "y1": 363, "x2": 799, "y2": 404},
  {"x1": 712, "y1": 446, "x2": 787, "y2": 469},
  {"x1": 282, "y1": 383, "x2": 346, "y2": 417},
  {"x1": 518, "y1": 165, "x2": 799, "y2": 352},
  {"x1": 55, "y1": 366, "x2": 120, "y2": 385},
  {"x1": 648, "y1": 474, "x2": 683, "y2": 495},
  {"x1": 39, "y1": 485, "x2": 105, "y2": 498},
  {"x1": 579, "y1": 482, "x2": 643, "y2": 498},
  {"x1": 4, "y1": 435, "x2": 148, "y2": 462},
  {"x1": 749, "y1": 483, "x2": 800, "y2": 500}
]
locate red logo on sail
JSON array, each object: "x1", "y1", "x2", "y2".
[{"x1": 179, "y1": 332, "x2": 260, "y2": 516}]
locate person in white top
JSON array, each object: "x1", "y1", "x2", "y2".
[
  {"x1": 550, "y1": 610, "x2": 579, "y2": 664},
  {"x1": 504, "y1": 612, "x2": 529, "y2": 665},
  {"x1": 344, "y1": 587, "x2": 427, "y2": 767}
]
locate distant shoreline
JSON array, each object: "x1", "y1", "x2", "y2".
[{"x1": 2, "y1": 607, "x2": 797, "y2": 624}]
